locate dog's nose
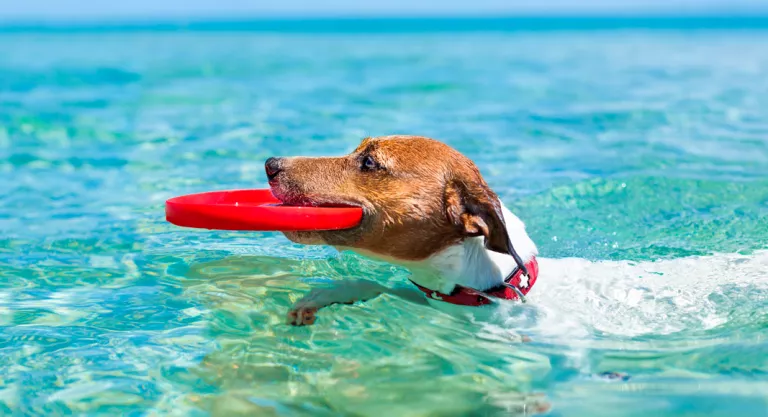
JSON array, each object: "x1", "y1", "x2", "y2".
[{"x1": 265, "y1": 157, "x2": 283, "y2": 181}]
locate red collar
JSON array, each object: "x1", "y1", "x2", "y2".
[{"x1": 410, "y1": 257, "x2": 538, "y2": 307}]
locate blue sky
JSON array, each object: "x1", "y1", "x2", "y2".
[{"x1": 1, "y1": 0, "x2": 765, "y2": 20}]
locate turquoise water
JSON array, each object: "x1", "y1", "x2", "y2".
[{"x1": 1, "y1": 19, "x2": 768, "y2": 416}]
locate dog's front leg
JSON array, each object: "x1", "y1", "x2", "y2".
[
  {"x1": 287, "y1": 279, "x2": 385, "y2": 326},
  {"x1": 287, "y1": 280, "x2": 426, "y2": 326}
]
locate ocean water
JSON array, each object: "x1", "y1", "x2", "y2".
[{"x1": 1, "y1": 18, "x2": 767, "y2": 416}]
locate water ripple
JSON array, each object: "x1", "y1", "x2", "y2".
[{"x1": 1, "y1": 28, "x2": 767, "y2": 416}]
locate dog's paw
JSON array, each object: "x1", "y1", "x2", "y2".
[
  {"x1": 286, "y1": 288, "x2": 335, "y2": 326},
  {"x1": 287, "y1": 306, "x2": 318, "y2": 326}
]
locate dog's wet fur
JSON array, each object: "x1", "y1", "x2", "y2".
[{"x1": 266, "y1": 135, "x2": 538, "y2": 326}]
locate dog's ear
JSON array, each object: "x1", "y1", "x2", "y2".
[{"x1": 445, "y1": 179, "x2": 512, "y2": 255}]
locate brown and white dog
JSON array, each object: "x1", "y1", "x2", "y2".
[{"x1": 265, "y1": 135, "x2": 538, "y2": 326}]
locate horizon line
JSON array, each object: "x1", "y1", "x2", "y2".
[
  {"x1": 3, "y1": 14, "x2": 768, "y2": 32},
  {"x1": 4, "y1": 10, "x2": 768, "y2": 22}
]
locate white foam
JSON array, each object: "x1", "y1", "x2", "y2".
[{"x1": 525, "y1": 251, "x2": 768, "y2": 339}]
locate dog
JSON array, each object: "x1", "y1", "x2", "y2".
[{"x1": 265, "y1": 135, "x2": 540, "y2": 326}]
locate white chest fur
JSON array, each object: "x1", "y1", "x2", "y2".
[{"x1": 405, "y1": 203, "x2": 538, "y2": 294}]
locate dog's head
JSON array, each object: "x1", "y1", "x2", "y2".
[{"x1": 266, "y1": 136, "x2": 514, "y2": 261}]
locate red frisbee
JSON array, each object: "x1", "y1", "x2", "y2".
[{"x1": 165, "y1": 189, "x2": 363, "y2": 231}]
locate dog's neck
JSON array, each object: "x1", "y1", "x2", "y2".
[{"x1": 398, "y1": 203, "x2": 538, "y2": 294}]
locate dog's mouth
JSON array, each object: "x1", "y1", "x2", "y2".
[
  {"x1": 278, "y1": 197, "x2": 359, "y2": 209},
  {"x1": 268, "y1": 185, "x2": 361, "y2": 210}
]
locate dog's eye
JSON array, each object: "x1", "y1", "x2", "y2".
[{"x1": 361, "y1": 155, "x2": 378, "y2": 171}]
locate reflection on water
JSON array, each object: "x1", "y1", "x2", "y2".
[{"x1": 183, "y1": 255, "x2": 551, "y2": 416}]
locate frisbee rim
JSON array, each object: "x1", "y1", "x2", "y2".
[{"x1": 165, "y1": 189, "x2": 363, "y2": 231}]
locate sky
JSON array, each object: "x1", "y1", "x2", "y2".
[{"x1": 1, "y1": 0, "x2": 766, "y2": 21}]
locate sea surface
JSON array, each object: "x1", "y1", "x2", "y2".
[{"x1": 1, "y1": 17, "x2": 767, "y2": 416}]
